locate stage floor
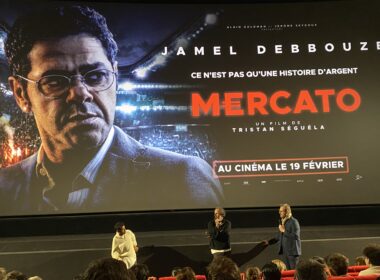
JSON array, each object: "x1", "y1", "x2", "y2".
[{"x1": 0, "y1": 224, "x2": 379, "y2": 279}]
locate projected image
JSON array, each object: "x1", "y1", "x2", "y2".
[
  {"x1": 0, "y1": 4, "x2": 223, "y2": 215},
  {"x1": 0, "y1": 0, "x2": 379, "y2": 216}
]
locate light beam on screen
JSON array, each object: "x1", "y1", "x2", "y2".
[
  {"x1": 205, "y1": 13, "x2": 218, "y2": 25},
  {"x1": 134, "y1": 67, "x2": 148, "y2": 79},
  {"x1": 140, "y1": 105, "x2": 150, "y2": 111},
  {"x1": 119, "y1": 82, "x2": 135, "y2": 91},
  {"x1": 118, "y1": 81, "x2": 192, "y2": 91},
  {"x1": 130, "y1": 11, "x2": 220, "y2": 80},
  {"x1": 0, "y1": 83, "x2": 13, "y2": 96},
  {"x1": 116, "y1": 103, "x2": 188, "y2": 113},
  {"x1": 0, "y1": 38, "x2": 4, "y2": 55},
  {"x1": 151, "y1": 54, "x2": 167, "y2": 66},
  {"x1": 174, "y1": 37, "x2": 189, "y2": 49},
  {"x1": 0, "y1": 31, "x2": 5, "y2": 56},
  {"x1": 116, "y1": 104, "x2": 137, "y2": 114}
]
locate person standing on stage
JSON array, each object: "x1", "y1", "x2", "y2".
[
  {"x1": 271, "y1": 203, "x2": 301, "y2": 270},
  {"x1": 111, "y1": 221, "x2": 138, "y2": 268},
  {"x1": 207, "y1": 207, "x2": 231, "y2": 258}
]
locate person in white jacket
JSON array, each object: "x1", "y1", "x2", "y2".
[
  {"x1": 111, "y1": 221, "x2": 138, "y2": 268},
  {"x1": 359, "y1": 244, "x2": 380, "y2": 276}
]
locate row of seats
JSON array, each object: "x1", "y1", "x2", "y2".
[
  {"x1": 281, "y1": 265, "x2": 369, "y2": 277},
  {"x1": 157, "y1": 275, "x2": 378, "y2": 280},
  {"x1": 282, "y1": 277, "x2": 379, "y2": 280},
  {"x1": 158, "y1": 276, "x2": 206, "y2": 280},
  {"x1": 155, "y1": 265, "x2": 372, "y2": 280},
  {"x1": 153, "y1": 274, "x2": 241, "y2": 280},
  {"x1": 281, "y1": 265, "x2": 368, "y2": 278}
]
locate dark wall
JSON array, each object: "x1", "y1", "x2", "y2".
[{"x1": 0, "y1": 204, "x2": 379, "y2": 237}]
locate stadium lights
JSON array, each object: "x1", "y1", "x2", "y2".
[
  {"x1": 140, "y1": 106, "x2": 151, "y2": 111},
  {"x1": 0, "y1": 38, "x2": 4, "y2": 55},
  {"x1": 116, "y1": 104, "x2": 189, "y2": 114},
  {"x1": 134, "y1": 67, "x2": 149, "y2": 79},
  {"x1": 0, "y1": 32, "x2": 5, "y2": 56},
  {"x1": 119, "y1": 82, "x2": 135, "y2": 91},
  {"x1": 151, "y1": 54, "x2": 167, "y2": 66},
  {"x1": 0, "y1": 83, "x2": 13, "y2": 96},
  {"x1": 116, "y1": 104, "x2": 137, "y2": 114},
  {"x1": 118, "y1": 81, "x2": 191, "y2": 91},
  {"x1": 133, "y1": 54, "x2": 168, "y2": 80},
  {"x1": 129, "y1": 12, "x2": 219, "y2": 80},
  {"x1": 205, "y1": 13, "x2": 218, "y2": 26},
  {"x1": 174, "y1": 38, "x2": 189, "y2": 49}
]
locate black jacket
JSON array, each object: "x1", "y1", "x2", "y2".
[
  {"x1": 207, "y1": 219, "x2": 231, "y2": 250},
  {"x1": 277, "y1": 216, "x2": 302, "y2": 256}
]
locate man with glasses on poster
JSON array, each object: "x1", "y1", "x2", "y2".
[{"x1": 0, "y1": 5, "x2": 222, "y2": 214}]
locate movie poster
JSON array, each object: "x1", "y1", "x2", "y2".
[{"x1": 0, "y1": 0, "x2": 379, "y2": 215}]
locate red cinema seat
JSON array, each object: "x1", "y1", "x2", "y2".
[
  {"x1": 348, "y1": 266, "x2": 369, "y2": 273},
  {"x1": 353, "y1": 276, "x2": 380, "y2": 280},
  {"x1": 282, "y1": 270, "x2": 296, "y2": 277},
  {"x1": 328, "y1": 276, "x2": 378, "y2": 280},
  {"x1": 159, "y1": 275, "x2": 206, "y2": 280},
  {"x1": 329, "y1": 276, "x2": 355, "y2": 280}
]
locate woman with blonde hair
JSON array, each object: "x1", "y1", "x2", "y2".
[
  {"x1": 272, "y1": 259, "x2": 287, "y2": 272},
  {"x1": 245, "y1": 266, "x2": 261, "y2": 280}
]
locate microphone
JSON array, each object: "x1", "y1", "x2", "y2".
[{"x1": 278, "y1": 219, "x2": 285, "y2": 234}]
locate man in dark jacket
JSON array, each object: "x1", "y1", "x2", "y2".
[
  {"x1": 271, "y1": 203, "x2": 302, "y2": 269},
  {"x1": 207, "y1": 207, "x2": 231, "y2": 259}
]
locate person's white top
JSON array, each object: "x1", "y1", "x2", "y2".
[
  {"x1": 125, "y1": 229, "x2": 138, "y2": 248},
  {"x1": 111, "y1": 230, "x2": 137, "y2": 268},
  {"x1": 211, "y1": 248, "x2": 231, "y2": 254},
  {"x1": 358, "y1": 266, "x2": 380, "y2": 276}
]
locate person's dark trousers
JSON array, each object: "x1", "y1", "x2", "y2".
[
  {"x1": 212, "y1": 250, "x2": 232, "y2": 259},
  {"x1": 284, "y1": 255, "x2": 300, "y2": 270}
]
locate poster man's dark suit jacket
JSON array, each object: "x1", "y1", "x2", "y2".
[{"x1": 0, "y1": 126, "x2": 223, "y2": 215}]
